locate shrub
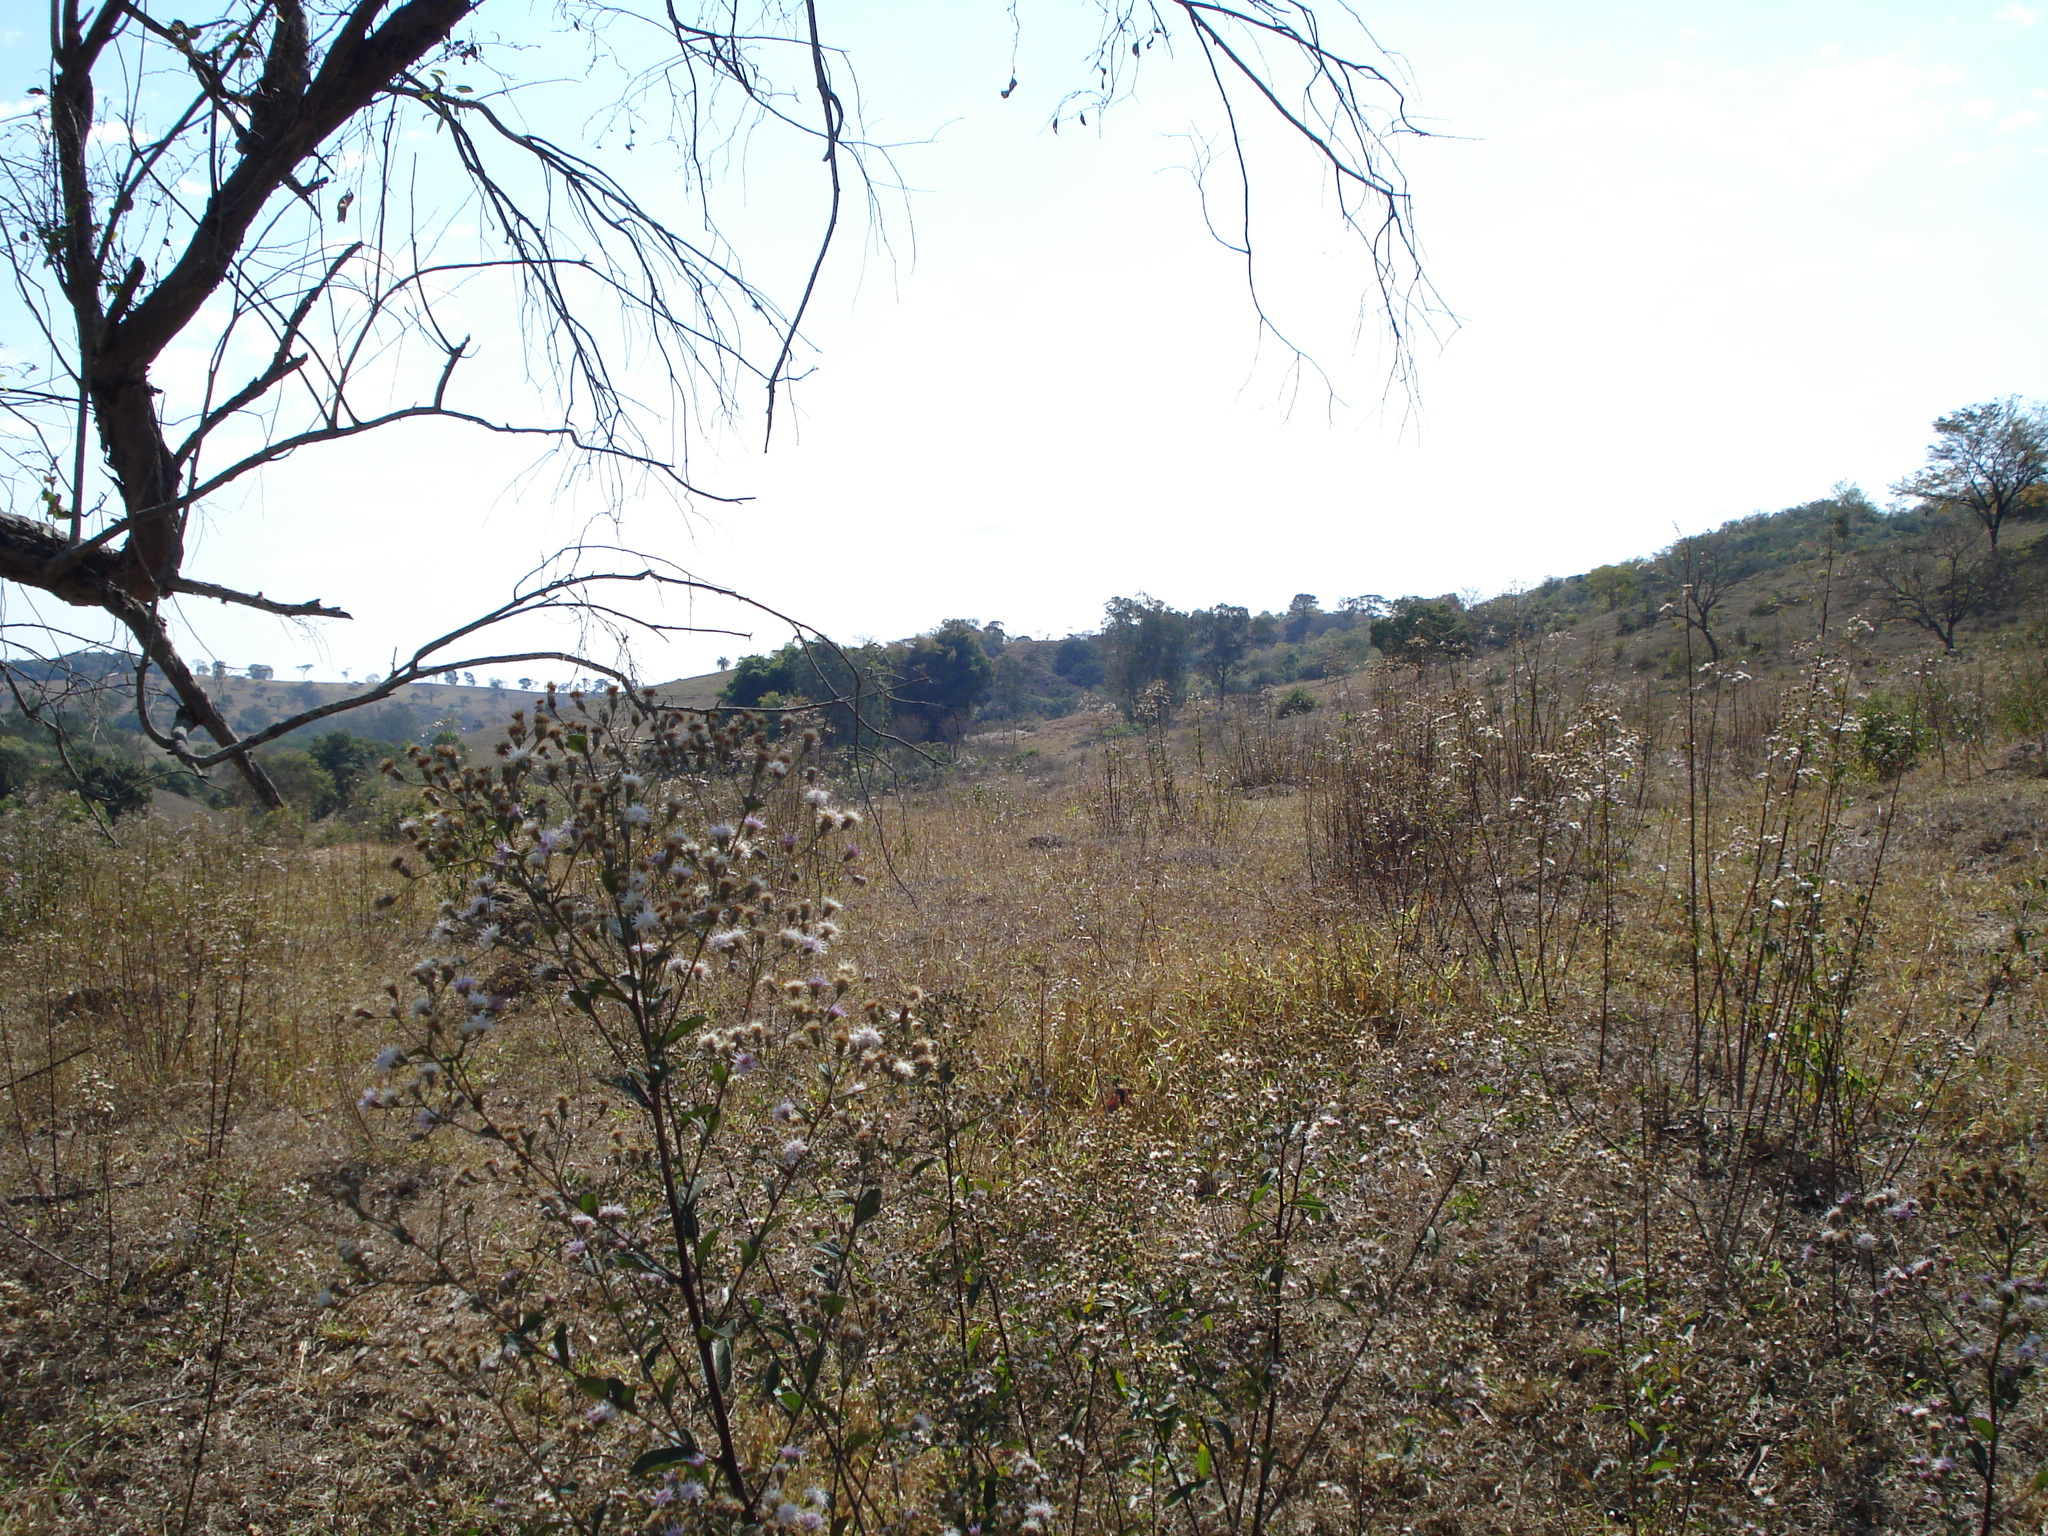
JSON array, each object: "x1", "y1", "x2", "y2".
[{"x1": 1275, "y1": 685, "x2": 1318, "y2": 718}]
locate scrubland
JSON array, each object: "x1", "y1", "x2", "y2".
[{"x1": 1, "y1": 634, "x2": 2046, "y2": 1536}]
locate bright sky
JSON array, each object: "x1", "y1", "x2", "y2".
[{"x1": 8, "y1": 0, "x2": 2046, "y2": 684}]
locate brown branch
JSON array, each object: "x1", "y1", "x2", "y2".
[{"x1": 165, "y1": 576, "x2": 349, "y2": 618}]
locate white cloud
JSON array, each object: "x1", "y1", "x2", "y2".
[{"x1": 1993, "y1": 4, "x2": 2038, "y2": 27}]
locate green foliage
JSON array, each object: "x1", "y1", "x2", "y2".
[
  {"x1": 892, "y1": 620, "x2": 995, "y2": 742},
  {"x1": 1051, "y1": 634, "x2": 1105, "y2": 689},
  {"x1": 242, "y1": 748, "x2": 336, "y2": 814},
  {"x1": 721, "y1": 638, "x2": 898, "y2": 747},
  {"x1": 0, "y1": 738, "x2": 32, "y2": 802},
  {"x1": 1370, "y1": 596, "x2": 1474, "y2": 661},
  {"x1": 1274, "y1": 685, "x2": 1318, "y2": 718},
  {"x1": 63, "y1": 743, "x2": 153, "y2": 819},
  {"x1": 1855, "y1": 696, "x2": 1921, "y2": 780},
  {"x1": 1193, "y1": 604, "x2": 1253, "y2": 697},
  {"x1": 307, "y1": 731, "x2": 393, "y2": 813},
  {"x1": 1102, "y1": 595, "x2": 1190, "y2": 718}
]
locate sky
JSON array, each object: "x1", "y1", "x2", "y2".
[{"x1": 5, "y1": 0, "x2": 2046, "y2": 685}]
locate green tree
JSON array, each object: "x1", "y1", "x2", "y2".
[
  {"x1": 1194, "y1": 604, "x2": 1254, "y2": 699},
  {"x1": 1283, "y1": 593, "x2": 1322, "y2": 644},
  {"x1": 63, "y1": 744, "x2": 153, "y2": 819},
  {"x1": 1101, "y1": 597, "x2": 1191, "y2": 718},
  {"x1": 1585, "y1": 563, "x2": 1642, "y2": 613},
  {"x1": 1369, "y1": 596, "x2": 1473, "y2": 662},
  {"x1": 1894, "y1": 398, "x2": 2048, "y2": 553},
  {"x1": 892, "y1": 621, "x2": 994, "y2": 742},
  {"x1": 308, "y1": 730, "x2": 391, "y2": 811}
]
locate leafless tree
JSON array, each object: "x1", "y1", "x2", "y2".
[
  {"x1": 1893, "y1": 397, "x2": 2048, "y2": 554},
  {"x1": 1, "y1": 0, "x2": 1434, "y2": 805},
  {"x1": 1658, "y1": 532, "x2": 1730, "y2": 664},
  {"x1": 1862, "y1": 508, "x2": 2011, "y2": 651}
]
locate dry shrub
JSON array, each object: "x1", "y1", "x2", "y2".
[{"x1": 0, "y1": 648, "x2": 2044, "y2": 1534}]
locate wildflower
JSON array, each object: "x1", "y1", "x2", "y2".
[
  {"x1": 570, "y1": 1211, "x2": 598, "y2": 1230},
  {"x1": 315, "y1": 1287, "x2": 338, "y2": 1308},
  {"x1": 732, "y1": 1051, "x2": 759, "y2": 1076},
  {"x1": 776, "y1": 1503, "x2": 805, "y2": 1527},
  {"x1": 1887, "y1": 1198, "x2": 1920, "y2": 1221},
  {"x1": 624, "y1": 803, "x2": 652, "y2": 826},
  {"x1": 708, "y1": 929, "x2": 745, "y2": 952},
  {"x1": 781, "y1": 1138, "x2": 808, "y2": 1166},
  {"x1": 410, "y1": 996, "x2": 433, "y2": 1017},
  {"x1": 1854, "y1": 1232, "x2": 1878, "y2": 1252},
  {"x1": 454, "y1": 975, "x2": 478, "y2": 995},
  {"x1": 599, "y1": 1203, "x2": 628, "y2": 1219},
  {"x1": 359, "y1": 1087, "x2": 394, "y2": 1109},
  {"x1": 780, "y1": 1444, "x2": 804, "y2": 1463},
  {"x1": 586, "y1": 1401, "x2": 618, "y2": 1426},
  {"x1": 709, "y1": 823, "x2": 736, "y2": 843},
  {"x1": 804, "y1": 787, "x2": 832, "y2": 807},
  {"x1": 477, "y1": 923, "x2": 502, "y2": 948},
  {"x1": 461, "y1": 1012, "x2": 494, "y2": 1038},
  {"x1": 847, "y1": 1025, "x2": 883, "y2": 1053},
  {"x1": 773, "y1": 1099, "x2": 800, "y2": 1124},
  {"x1": 566, "y1": 1239, "x2": 587, "y2": 1257},
  {"x1": 633, "y1": 908, "x2": 660, "y2": 932},
  {"x1": 677, "y1": 1481, "x2": 707, "y2": 1503},
  {"x1": 1025, "y1": 1501, "x2": 1056, "y2": 1526},
  {"x1": 413, "y1": 1108, "x2": 441, "y2": 1131}
]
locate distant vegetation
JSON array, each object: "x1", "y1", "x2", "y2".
[{"x1": 718, "y1": 397, "x2": 2048, "y2": 742}]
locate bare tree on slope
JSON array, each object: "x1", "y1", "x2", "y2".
[{"x1": 0, "y1": 0, "x2": 1434, "y2": 804}]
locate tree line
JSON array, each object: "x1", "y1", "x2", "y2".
[{"x1": 716, "y1": 396, "x2": 2048, "y2": 744}]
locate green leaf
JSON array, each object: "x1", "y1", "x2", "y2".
[
  {"x1": 630, "y1": 1439, "x2": 700, "y2": 1479},
  {"x1": 604, "y1": 1071, "x2": 652, "y2": 1110},
  {"x1": 852, "y1": 1186, "x2": 882, "y2": 1226},
  {"x1": 777, "y1": 1388, "x2": 805, "y2": 1416},
  {"x1": 1970, "y1": 1417, "x2": 1997, "y2": 1440},
  {"x1": 1195, "y1": 1443, "x2": 1212, "y2": 1480}
]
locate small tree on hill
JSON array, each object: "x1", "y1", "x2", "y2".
[
  {"x1": 1657, "y1": 533, "x2": 1731, "y2": 664},
  {"x1": 1862, "y1": 509, "x2": 2011, "y2": 651},
  {"x1": 1895, "y1": 398, "x2": 2048, "y2": 554},
  {"x1": 1194, "y1": 604, "x2": 1254, "y2": 700}
]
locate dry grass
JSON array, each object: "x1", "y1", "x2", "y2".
[{"x1": 1, "y1": 646, "x2": 2046, "y2": 1535}]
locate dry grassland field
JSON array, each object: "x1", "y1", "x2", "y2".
[{"x1": 2, "y1": 631, "x2": 2047, "y2": 1536}]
